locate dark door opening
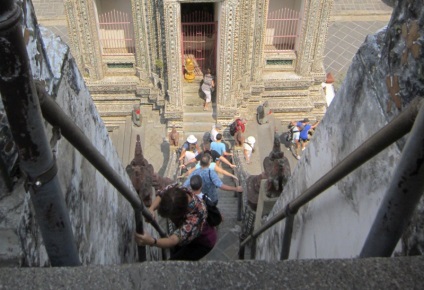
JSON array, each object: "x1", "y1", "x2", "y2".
[{"x1": 181, "y1": 3, "x2": 216, "y2": 76}]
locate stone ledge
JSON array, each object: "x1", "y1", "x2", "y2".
[{"x1": 0, "y1": 257, "x2": 423, "y2": 289}]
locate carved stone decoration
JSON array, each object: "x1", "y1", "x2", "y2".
[
  {"x1": 81, "y1": 0, "x2": 104, "y2": 80},
  {"x1": 251, "y1": 0, "x2": 267, "y2": 82},
  {"x1": 246, "y1": 173, "x2": 267, "y2": 211},
  {"x1": 311, "y1": 0, "x2": 334, "y2": 73},
  {"x1": 217, "y1": 0, "x2": 239, "y2": 108},
  {"x1": 131, "y1": 0, "x2": 151, "y2": 77},
  {"x1": 246, "y1": 135, "x2": 291, "y2": 210},
  {"x1": 164, "y1": 1, "x2": 183, "y2": 108},
  {"x1": 64, "y1": 1, "x2": 83, "y2": 69},
  {"x1": 126, "y1": 135, "x2": 173, "y2": 207},
  {"x1": 168, "y1": 126, "x2": 180, "y2": 146},
  {"x1": 263, "y1": 136, "x2": 291, "y2": 198},
  {"x1": 64, "y1": 0, "x2": 333, "y2": 133},
  {"x1": 296, "y1": 0, "x2": 322, "y2": 76}
]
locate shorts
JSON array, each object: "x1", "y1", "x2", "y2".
[
  {"x1": 292, "y1": 131, "x2": 300, "y2": 141},
  {"x1": 203, "y1": 90, "x2": 211, "y2": 103}
]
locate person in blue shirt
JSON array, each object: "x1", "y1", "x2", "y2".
[
  {"x1": 210, "y1": 133, "x2": 233, "y2": 165},
  {"x1": 182, "y1": 143, "x2": 235, "y2": 169},
  {"x1": 299, "y1": 119, "x2": 320, "y2": 151},
  {"x1": 289, "y1": 119, "x2": 306, "y2": 160},
  {"x1": 183, "y1": 153, "x2": 242, "y2": 205}
]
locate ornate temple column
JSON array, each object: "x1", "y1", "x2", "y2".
[
  {"x1": 311, "y1": 0, "x2": 334, "y2": 75},
  {"x1": 250, "y1": 0, "x2": 268, "y2": 82},
  {"x1": 295, "y1": 0, "x2": 323, "y2": 77},
  {"x1": 131, "y1": 0, "x2": 151, "y2": 81},
  {"x1": 64, "y1": 0, "x2": 104, "y2": 80},
  {"x1": 163, "y1": 0, "x2": 183, "y2": 121},
  {"x1": 216, "y1": 0, "x2": 240, "y2": 119}
]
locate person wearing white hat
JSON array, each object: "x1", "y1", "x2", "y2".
[
  {"x1": 178, "y1": 135, "x2": 201, "y2": 164},
  {"x1": 243, "y1": 136, "x2": 256, "y2": 164}
]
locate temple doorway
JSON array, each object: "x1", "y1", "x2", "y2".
[{"x1": 181, "y1": 3, "x2": 217, "y2": 77}]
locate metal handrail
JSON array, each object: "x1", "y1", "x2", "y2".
[
  {"x1": 239, "y1": 97, "x2": 424, "y2": 258},
  {"x1": 36, "y1": 85, "x2": 168, "y2": 239}
]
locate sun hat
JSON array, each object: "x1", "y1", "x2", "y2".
[
  {"x1": 303, "y1": 118, "x2": 310, "y2": 123},
  {"x1": 186, "y1": 135, "x2": 197, "y2": 143},
  {"x1": 246, "y1": 136, "x2": 256, "y2": 145}
]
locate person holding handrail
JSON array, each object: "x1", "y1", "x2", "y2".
[
  {"x1": 182, "y1": 152, "x2": 243, "y2": 205},
  {"x1": 135, "y1": 183, "x2": 217, "y2": 260}
]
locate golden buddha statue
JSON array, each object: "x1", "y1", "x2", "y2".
[{"x1": 184, "y1": 58, "x2": 196, "y2": 82}]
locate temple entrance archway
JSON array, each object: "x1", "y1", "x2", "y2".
[
  {"x1": 181, "y1": 3, "x2": 218, "y2": 110},
  {"x1": 181, "y1": 3, "x2": 217, "y2": 77}
]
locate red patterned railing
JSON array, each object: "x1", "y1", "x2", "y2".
[
  {"x1": 98, "y1": 10, "x2": 135, "y2": 55},
  {"x1": 181, "y1": 10, "x2": 216, "y2": 75},
  {"x1": 265, "y1": 7, "x2": 300, "y2": 52}
]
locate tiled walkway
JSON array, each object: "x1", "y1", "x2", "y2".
[
  {"x1": 324, "y1": 0, "x2": 393, "y2": 85},
  {"x1": 332, "y1": 0, "x2": 393, "y2": 14}
]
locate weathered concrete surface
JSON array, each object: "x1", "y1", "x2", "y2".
[
  {"x1": 0, "y1": 256, "x2": 423, "y2": 289},
  {"x1": 257, "y1": 0, "x2": 424, "y2": 260},
  {"x1": 0, "y1": 0, "x2": 142, "y2": 266}
]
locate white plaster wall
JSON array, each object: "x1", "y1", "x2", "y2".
[{"x1": 256, "y1": 27, "x2": 409, "y2": 260}]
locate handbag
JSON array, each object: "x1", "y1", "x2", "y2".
[{"x1": 203, "y1": 194, "x2": 223, "y2": 227}]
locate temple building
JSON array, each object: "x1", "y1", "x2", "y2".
[{"x1": 65, "y1": 0, "x2": 332, "y2": 133}]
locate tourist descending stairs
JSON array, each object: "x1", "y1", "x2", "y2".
[{"x1": 202, "y1": 165, "x2": 242, "y2": 260}]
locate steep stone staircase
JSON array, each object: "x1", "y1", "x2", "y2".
[
  {"x1": 181, "y1": 77, "x2": 216, "y2": 142},
  {"x1": 202, "y1": 169, "x2": 242, "y2": 261}
]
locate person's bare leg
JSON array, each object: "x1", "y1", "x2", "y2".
[{"x1": 295, "y1": 139, "x2": 301, "y2": 159}]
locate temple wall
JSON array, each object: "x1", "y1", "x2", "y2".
[
  {"x1": 0, "y1": 1, "x2": 140, "y2": 266},
  {"x1": 257, "y1": 0, "x2": 424, "y2": 260},
  {"x1": 31, "y1": 0, "x2": 65, "y2": 19}
]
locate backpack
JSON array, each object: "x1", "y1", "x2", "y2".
[
  {"x1": 203, "y1": 131, "x2": 212, "y2": 143},
  {"x1": 229, "y1": 119, "x2": 239, "y2": 136},
  {"x1": 203, "y1": 194, "x2": 222, "y2": 227}
]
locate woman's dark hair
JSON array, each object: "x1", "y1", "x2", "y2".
[{"x1": 158, "y1": 185, "x2": 189, "y2": 228}]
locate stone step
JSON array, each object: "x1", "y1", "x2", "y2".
[
  {"x1": 96, "y1": 103, "x2": 136, "y2": 117},
  {"x1": 91, "y1": 94, "x2": 137, "y2": 101},
  {"x1": 183, "y1": 93, "x2": 205, "y2": 106},
  {"x1": 183, "y1": 111, "x2": 215, "y2": 121},
  {"x1": 183, "y1": 84, "x2": 203, "y2": 94},
  {"x1": 2, "y1": 256, "x2": 423, "y2": 288}
]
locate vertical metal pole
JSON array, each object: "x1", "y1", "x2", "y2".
[
  {"x1": 250, "y1": 237, "x2": 257, "y2": 259},
  {"x1": 280, "y1": 214, "x2": 294, "y2": 260},
  {"x1": 0, "y1": 0, "x2": 80, "y2": 266},
  {"x1": 238, "y1": 231, "x2": 246, "y2": 260},
  {"x1": 360, "y1": 101, "x2": 424, "y2": 257},
  {"x1": 135, "y1": 210, "x2": 146, "y2": 262},
  {"x1": 237, "y1": 191, "x2": 243, "y2": 221}
]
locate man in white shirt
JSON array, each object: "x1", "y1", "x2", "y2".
[
  {"x1": 210, "y1": 123, "x2": 222, "y2": 142},
  {"x1": 322, "y1": 72, "x2": 335, "y2": 106}
]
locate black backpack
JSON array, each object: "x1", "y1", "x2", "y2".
[{"x1": 229, "y1": 119, "x2": 239, "y2": 136}]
